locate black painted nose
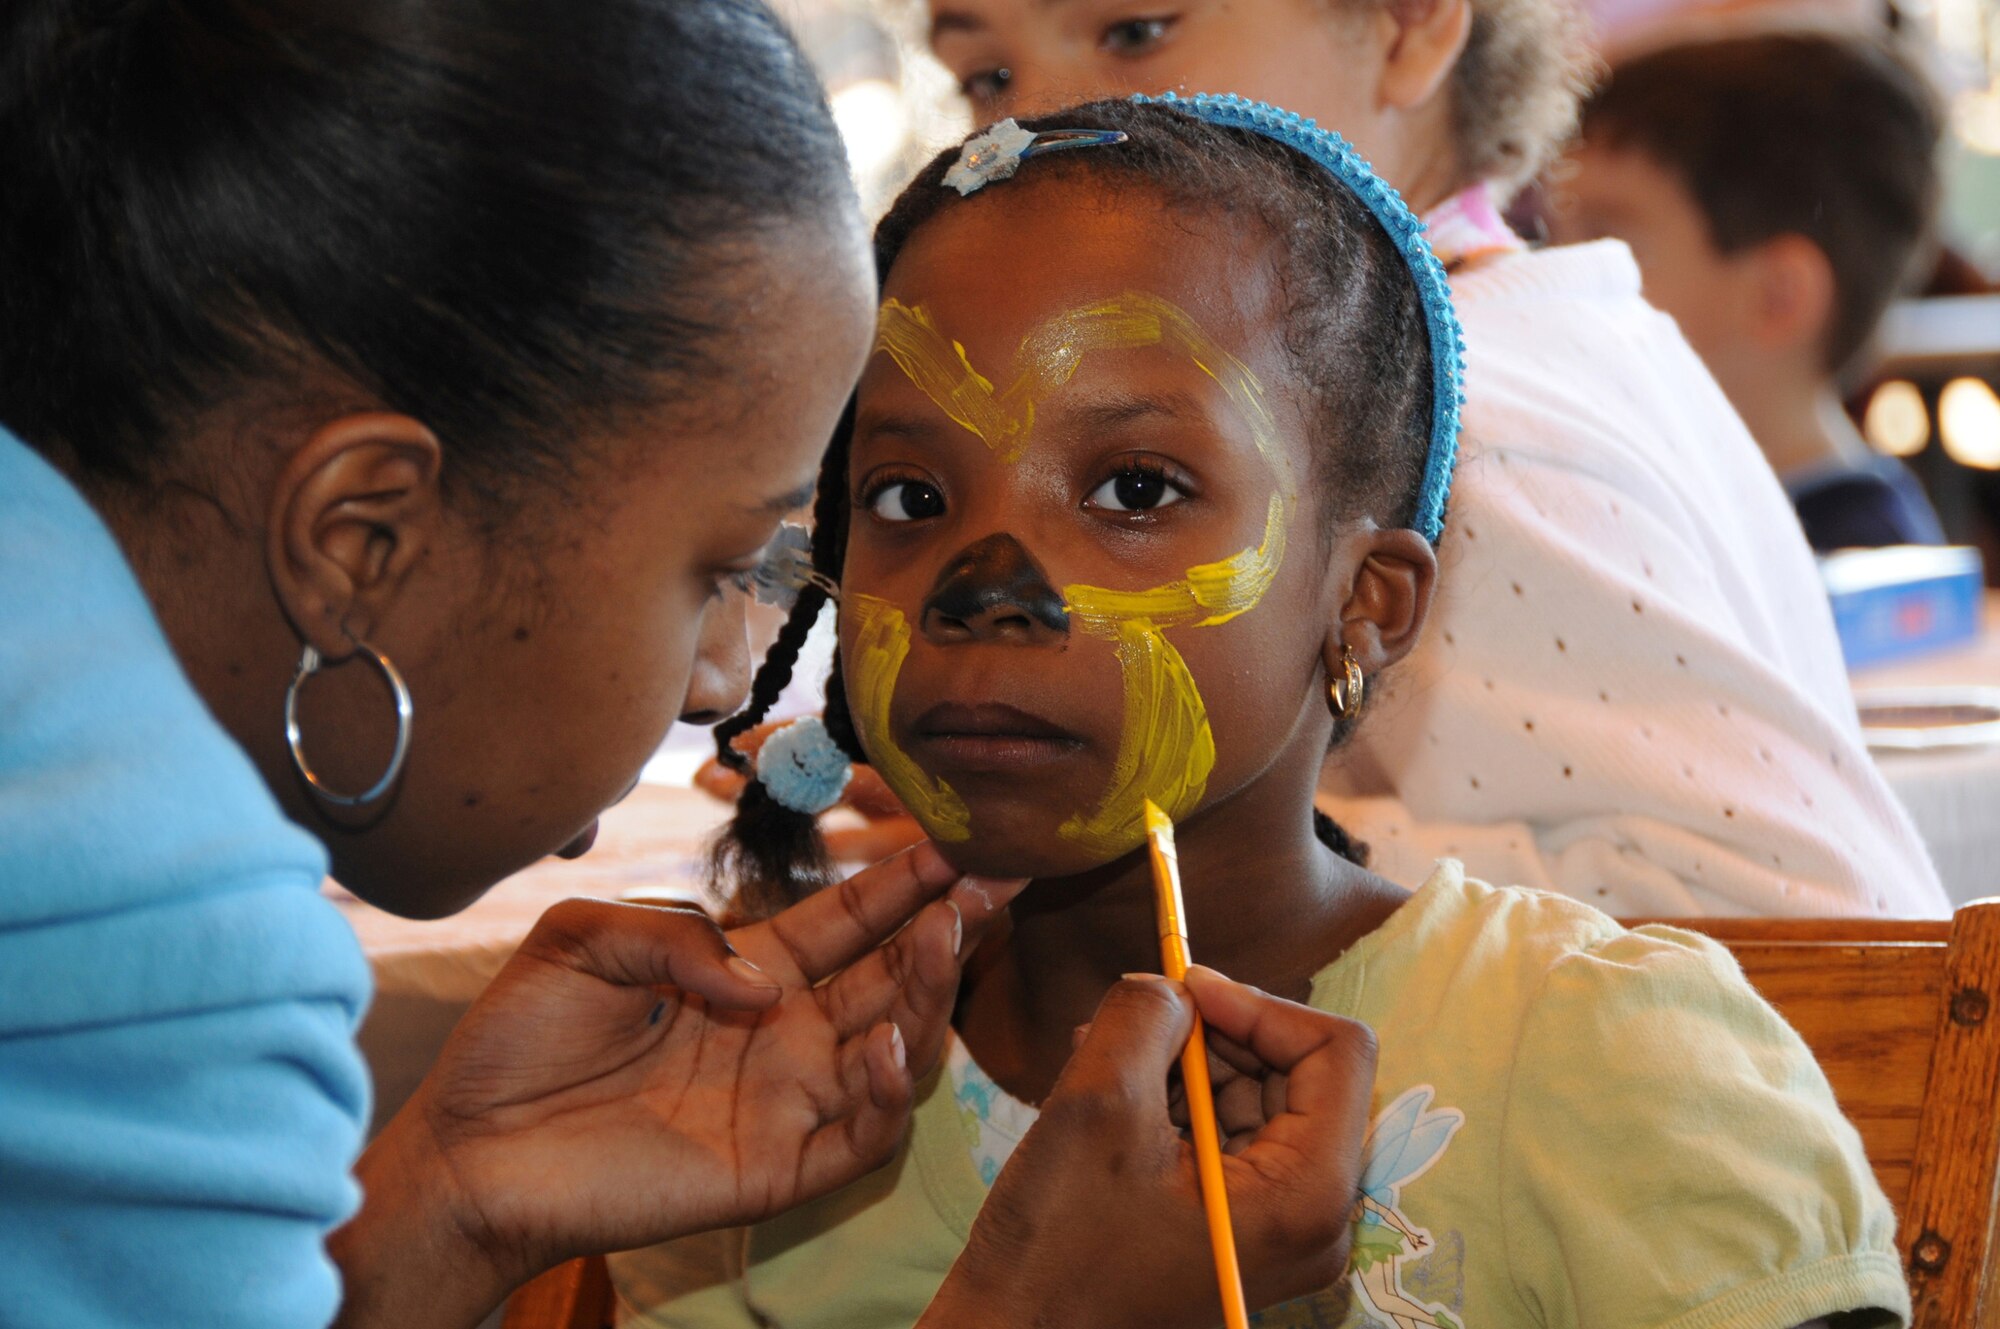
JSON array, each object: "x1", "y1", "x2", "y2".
[{"x1": 921, "y1": 533, "x2": 1070, "y2": 644}]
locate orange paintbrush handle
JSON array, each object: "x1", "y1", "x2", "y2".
[{"x1": 1162, "y1": 933, "x2": 1250, "y2": 1329}]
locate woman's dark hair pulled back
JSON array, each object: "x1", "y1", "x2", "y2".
[
  {"x1": 715, "y1": 100, "x2": 1435, "y2": 916},
  {"x1": 0, "y1": 0, "x2": 851, "y2": 492}
]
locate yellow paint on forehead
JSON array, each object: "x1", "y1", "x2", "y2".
[
  {"x1": 873, "y1": 291, "x2": 1289, "y2": 478},
  {"x1": 846, "y1": 594, "x2": 970, "y2": 842},
  {"x1": 863, "y1": 289, "x2": 1297, "y2": 860}
]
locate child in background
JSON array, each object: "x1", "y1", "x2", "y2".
[
  {"x1": 614, "y1": 97, "x2": 1903, "y2": 1329},
  {"x1": 1552, "y1": 28, "x2": 1947, "y2": 553},
  {"x1": 915, "y1": 0, "x2": 1947, "y2": 918}
]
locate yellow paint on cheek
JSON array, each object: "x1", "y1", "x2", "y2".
[
  {"x1": 1062, "y1": 495, "x2": 1289, "y2": 633},
  {"x1": 846, "y1": 594, "x2": 971, "y2": 842},
  {"x1": 1057, "y1": 620, "x2": 1216, "y2": 859},
  {"x1": 1058, "y1": 499, "x2": 1294, "y2": 859}
]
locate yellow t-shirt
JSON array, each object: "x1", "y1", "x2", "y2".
[{"x1": 611, "y1": 863, "x2": 1909, "y2": 1329}]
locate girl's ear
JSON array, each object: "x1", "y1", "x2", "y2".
[
  {"x1": 1324, "y1": 527, "x2": 1438, "y2": 680},
  {"x1": 266, "y1": 411, "x2": 445, "y2": 658},
  {"x1": 1377, "y1": 0, "x2": 1474, "y2": 114}
]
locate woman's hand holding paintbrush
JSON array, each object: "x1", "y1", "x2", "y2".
[{"x1": 918, "y1": 970, "x2": 1377, "y2": 1329}]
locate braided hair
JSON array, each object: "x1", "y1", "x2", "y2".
[
  {"x1": 715, "y1": 99, "x2": 1439, "y2": 915},
  {"x1": 710, "y1": 403, "x2": 859, "y2": 916}
]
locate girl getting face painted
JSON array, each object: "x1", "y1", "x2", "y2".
[
  {"x1": 713, "y1": 97, "x2": 1453, "y2": 919},
  {"x1": 854, "y1": 282, "x2": 1299, "y2": 863}
]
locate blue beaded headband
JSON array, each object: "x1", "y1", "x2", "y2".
[{"x1": 943, "y1": 93, "x2": 1465, "y2": 544}]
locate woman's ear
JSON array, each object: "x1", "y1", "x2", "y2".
[
  {"x1": 266, "y1": 412, "x2": 445, "y2": 657},
  {"x1": 1324, "y1": 527, "x2": 1438, "y2": 680},
  {"x1": 1377, "y1": 0, "x2": 1473, "y2": 113}
]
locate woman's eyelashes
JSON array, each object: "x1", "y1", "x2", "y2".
[
  {"x1": 707, "y1": 522, "x2": 801, "y2": 600},
  {"x1": 708, "y1": 563, "x2": 760, "y2": 602}
]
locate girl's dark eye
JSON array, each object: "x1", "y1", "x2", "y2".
[
  {"x1": 1086, "y1": 466, "x2": 1187, "y2": 513},
  {"x1": 869, "y1": 479, "x2": 948, "y2": 522},
  {"x1": 1101, "y1": 17, "x2": 1173, "y2": 54},
  {"x1": 961, "y1": 66, "x2": 1013, "y2": 104}
]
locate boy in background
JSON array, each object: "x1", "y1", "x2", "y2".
[{"x1": 1552, "y1": 28, "x2": 1948, "y2": 551}]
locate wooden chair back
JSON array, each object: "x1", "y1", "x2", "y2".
[
  {"x1": 503, "y1": 899, "x2": 2000, "y2": 1329},
  {"x1": 1640, "y1": 900, "x2": 2000, "y2": 1327}
]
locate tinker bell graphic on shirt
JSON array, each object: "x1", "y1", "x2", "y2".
[{"x1": 1348, "y1": 1085, "x2": 1467, "y2": 1329}]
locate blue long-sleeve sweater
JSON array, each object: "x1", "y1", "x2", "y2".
[{"x1": 0, "y1": 428, "x2": 372, "y2": 1328}]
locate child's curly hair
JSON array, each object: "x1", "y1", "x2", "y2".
[
  {"x1": 1448, "y1": 0, "x2": 1596, "y2": 190},
  {"x1": 714, "y1": 99, "x2": 1437, "y2": 916}
]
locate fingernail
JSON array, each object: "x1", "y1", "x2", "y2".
[
  {"x1": 954, "y1": 876, "x2": 1028, "y2": 912},
  {"x1": 1120, "y1": 971, "x2": 1164, "y2": 983},
  {"x1": 948, "y1": 900, "x2": 964, "y2": 956},
  {"x1": 889, "y1": 1023, "x2": 907, "y2": 1071},
  {"x1": 1071, "y1": 1021, "x2": 1092, "y2": 1048},
  {"x1": 727, "y1": 955, "x2": 781, "y2": 989}
]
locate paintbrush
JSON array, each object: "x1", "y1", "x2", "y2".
[{"x1": 1143, "y1": 797, "x2": 1250, "y2": 1329}]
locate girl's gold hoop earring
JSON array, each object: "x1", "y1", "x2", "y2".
[
  {"x1": 1329, "y1": 646, "x2": 1366, "y2": 719},
  {"x1": 284, "y1": 640, "x2": 414, "y2": 807}
]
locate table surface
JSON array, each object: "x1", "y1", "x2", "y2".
[
  {"x1": 331, "y1": 782, "x2": 729, "y2": 999},
  {"x1": 1848, "y1": 592, "x2": 2000, "y2": 910}
]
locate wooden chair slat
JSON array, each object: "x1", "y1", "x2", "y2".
[{"x1": 1896, "y1": 901, "x2": 2000, "y2": 1327}]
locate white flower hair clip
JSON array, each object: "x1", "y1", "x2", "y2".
[{"x1": 942, "y1": 118, "x2": 1129, "y2": 196}]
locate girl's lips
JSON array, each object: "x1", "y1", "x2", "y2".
[{"x1": 912, "y1": 702, "x2": 1086, "y2": 774}]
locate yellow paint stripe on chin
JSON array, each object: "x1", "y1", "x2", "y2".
[{"x1": 847, "y1": 595, "x2": 971, "y2": 842}]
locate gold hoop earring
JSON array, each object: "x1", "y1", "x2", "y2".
[
  {"x1": 284, "y1": 639, "x2": 413, "y2": 807},
  {"x1": 1329, "y1": 646, "x2": 1365, "y2": 719}
]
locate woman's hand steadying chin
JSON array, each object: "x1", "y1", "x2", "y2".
[
  {"x1": 921, "y1": 969, "x2": 1378, "y2": 1329},
  {"x1": 328, "y1": 841, "x2": 1023, "y2": 1329}
]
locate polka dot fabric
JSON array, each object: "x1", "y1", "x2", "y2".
[{"x1": 1320, "y1": 239, "x2": 1948, "y2": 919}]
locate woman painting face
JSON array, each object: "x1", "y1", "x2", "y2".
[
  {"x1": 126, "y1": 220, "x2": 875, "y2": 919},
  {"x1": 840, "y1": 177, "x2": 1346, "y2": 881}
]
